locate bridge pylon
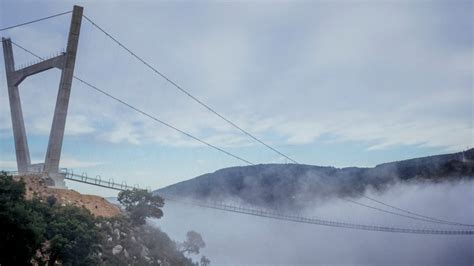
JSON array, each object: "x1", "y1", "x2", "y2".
[{"x1": 2, "y1": 5, "x2": 83, "y2": 188}]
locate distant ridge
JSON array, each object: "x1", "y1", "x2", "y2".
[{"x1": 156, "y1": 149, "x2": 474, "y2": 209}]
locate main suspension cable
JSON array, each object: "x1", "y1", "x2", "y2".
[
  {"x1": 9, "y1": 40, "x2": 472, "y2": 229},
  {"x1": 344, "y1": 197, "x2": 474, "y2": 227},
  {"x1": 360, "y1": 194, "x2": 474, "y2": 227},
  {"x1": 82, "y1": 14, "x2": 299, "y2": 164},
  {"x1": 9, "y1": 41, "x2": 255, "y2": 166},
  {"x1": 0, "y1": 11, "x2": 72, "y2": 32}
]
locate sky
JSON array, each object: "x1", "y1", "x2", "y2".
[{"x1": 0, "y1": 0, "x2": 472, "y2": 196}]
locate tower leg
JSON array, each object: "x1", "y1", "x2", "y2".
[
  {"x1": 2, "y1": 38, "x2": 31, "y2": 174},
  {"x1": 44, "y1": 6, "x2": 83, "y2": 186}
]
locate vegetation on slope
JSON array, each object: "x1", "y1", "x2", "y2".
[
  {"x1": 157, "y1": 149, "x2": 474, "y2": 210},
  {"x1": 0, "y1": 172, "x2": 210, "y2": 266}
]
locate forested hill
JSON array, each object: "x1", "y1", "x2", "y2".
[{"x1": 156, "y1": 149, "x2": 474, "y2": 209}]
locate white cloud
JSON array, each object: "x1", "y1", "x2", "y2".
[
  {"x1": 31, "y1": 156, "x2": 101, "y2": 169},
  {"x1": 1, "y1": 1, "x2": 472, "y2": 157},
  {"x1": 58, "y1": 157, "x2": 101, "y2": 168},
  {"x1": 99, "y1": 121, "x2": 140, "y2": 145},
  {"x1": 0, "y1": 157, "x2": 100, "y2": 170},
  {"x1": 30, "y1": 114, "x2": 95, "y2": 136},
  {"x1": 0, "y1": 160, "x2": 17, "y2": 169},
  {"x1": 65, "y1": 115, "x2": 95, "y2": 135}
]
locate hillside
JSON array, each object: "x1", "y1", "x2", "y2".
[
  {"x1": 1, "y1": 173, "x2": 204, "y2": 265},
  {"x1": 156, "y1": 149, "x2": 474, "y2": 209},
  {"x1": 15, "y1": 174, "x2": 121, "y2": 217}
]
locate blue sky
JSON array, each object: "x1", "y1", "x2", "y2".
[{"x1": 1, "y1": 0, "x2": 472, "y2": 196}]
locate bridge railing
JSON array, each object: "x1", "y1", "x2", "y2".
[
  {"x1": 1, "y1": 169, "x2": 148, "y2": 192},
  {"x1": 60, "y1": 168, "x2": 148, "y2": 192}
]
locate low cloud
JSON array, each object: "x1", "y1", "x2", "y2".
[{"x1": 155, "y1": 180, "x2": 474, "y2": 265}]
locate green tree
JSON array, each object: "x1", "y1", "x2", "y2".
[
  {"x1": 200, "y1": 255, "x2": 211, "y2": 266},
  {"x1": 0, "y1": 172, "x2": 25, "y2": 202},
  {"x1": 180, "y1": 231, "x2": 205, "y2": 255},
  {"x1": 118, "y1": 188, "x2": 164, "y2": 225},
  {"x1": 46, "y1": 195, "x2": 57, "y2": 207},
  {"x1": 46, "y1": 206, "x2": 101, "y2": 265},
  {"x1": 139, "y1": 224, "x2": 195, "y2": 265},
  {"x1": 0, "y1": 173, "x2": 102, "y2": 265},
  {"x1": 0, "y1": 173, "x2": 46, "y2": 265}
]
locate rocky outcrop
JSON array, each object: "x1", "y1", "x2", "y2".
[
  {"x1": 97, "y1": 217, "x2": 194, "y2": 265},
  {"x1": 112, "y1": 245, "x2": 123, "y2": 255}
]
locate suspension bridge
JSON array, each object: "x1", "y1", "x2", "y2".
[{"x1": 1, "y1": 6, "x2": 473, "y2": 236}]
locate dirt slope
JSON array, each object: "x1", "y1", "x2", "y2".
[{"x1": 15, "y1": 174, "x2": 121, "y2": 218}]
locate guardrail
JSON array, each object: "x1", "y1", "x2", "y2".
[
  {"x1": 3, "y1": 169, "x2": 148, "y2": 192},
  {"x1": 60, "y1": 169, "x2": 148, "y2": 191}
]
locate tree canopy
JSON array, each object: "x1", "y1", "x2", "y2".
[
  {"x1": 46, "y1": 206, "x2": 101, "y2": 265},
  {"x1": 181, "y1": 231, "x2": 206, "y2": 255},
  {"x1": 118, "y1": 188, "x2": 165, "y2": 225},
  {"x1": 0, "y1": 172, "x2": 101, "y2": 265},
  {"x1": 0, "y1": 173, "x2": 208, "y2": 265},
  {"x1": 0, "y1": 173, "x2": 46, "y2": 265}
]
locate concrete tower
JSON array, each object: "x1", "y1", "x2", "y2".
[
  {"x1": 2, "y1": 5, "x2": 83, "y2": 187},
  {"x1": 2, "y1": 39, "x2": 31, "y2": 174}
]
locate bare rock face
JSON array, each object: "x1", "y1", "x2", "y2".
[
  {"x1": 95, "y1": 214, "x2": 197, "y2": 264},
  {"x1": 140, "y1": 246, "x2": 150, "y2": 258},
  {"x1": 114, "y1": 228, "x2": 121, "y2": 240},
  {"x1": 112, "y1": 245, "x2": 123, "y2": 255}
]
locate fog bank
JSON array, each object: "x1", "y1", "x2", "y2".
[{"x1": 152, "y1": 180, "x2": 473, "y2": 265}]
